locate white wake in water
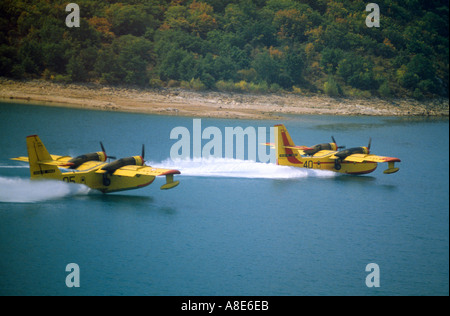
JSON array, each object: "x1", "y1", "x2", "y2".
[
  {"x1": 148, "y1": 157, "x2": 336, "y2": 179},
  {"x1": 0, "y1": 177, "x2": 91, "y2": 203},
  {"x1": 0, "y1": 164, "x2": 29, "y2": 169}
]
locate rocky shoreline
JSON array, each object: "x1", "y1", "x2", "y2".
[{"x1": 0, "y1": 78, "x2": 448, "y2": 119}]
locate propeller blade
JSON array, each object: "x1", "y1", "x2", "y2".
[
  {"x1": 368, "y1": 137, "x2": 372, "y2": 150},
  {"x1": 141, "y1": 144, "x2": 145, "y2": 161},
  {"x1": 332, "y1": 136, "x2": 345, "y2": 149},
  {"x1": 100, "y1": 142, "x2": 116, "y2": 160}
]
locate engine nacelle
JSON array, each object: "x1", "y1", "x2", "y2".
[
  {"x1": 304, "y1": 143, "x2": 337, "y2": 156},
  {"x1": 101, "y1": 156, "x2": 144, "y2": 174},
  {"x1": 334, "y1": 146, "x2": 369, "y2": 160},
  {"x1": 68, "y1": 152, "x2": 106, "y2": 169}
]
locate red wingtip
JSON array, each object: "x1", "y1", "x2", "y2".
[
  {"x1": 383, "y1": 157, "x2": 401, "y2": 163},
  {"x1": 160, "y1": 169, "x2": 181, "y2": 176}
]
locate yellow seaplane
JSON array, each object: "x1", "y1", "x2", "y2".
[
  {"x1": 11, "y1": 135, "x2": 180, "y2": 193},
  {"x1": 267, "y1": 124, "x2": 400, "y2": 175}
]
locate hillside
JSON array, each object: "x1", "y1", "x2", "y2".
[{"x1": 0, "y1": 0, "x2": 448, "y2": 100}]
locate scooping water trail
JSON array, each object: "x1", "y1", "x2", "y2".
[
  {"x1": 148, "y1": 157, "x2": 336, "y2": 179},
  {"x1": 0, "y1": 176, "x2": 91, "y2": 203}
]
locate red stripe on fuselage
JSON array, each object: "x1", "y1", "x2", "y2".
[
  {"x1": 346, "y1": 167, "x2": 377, "y2": 175},
  {"x1": 137, "y1": 178, "x2": 155, "y2": 188}
]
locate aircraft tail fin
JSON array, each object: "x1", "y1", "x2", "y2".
[
  {"x1": 274, "y1": 124, "x2": 301, "y2": 166},
  {"x1": 26, "y1": 135, "x2": 62, "y2": 179}
]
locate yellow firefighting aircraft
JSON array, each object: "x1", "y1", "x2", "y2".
[
  {"x1": 11, "y1": 135, "x2": 180, "y2": 193},
  {"x1": 266, "y1": 124, "x2": 400, "y2": 175}
]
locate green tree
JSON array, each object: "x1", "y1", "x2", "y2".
[
  {"x1": 17, "y1": 40, "x2": 44, "y2": 75},
  {"x1": 212, "y1": 55, "x2": 237, "y2": 81},
  {"x1": 0, "y1": 45, "x2": 18, "y2": 77},
  {"x1": 251, "y1": 51, "x2": 280, "y2": 85},
  {"x1": 158, "y1": 48, "x2": 191, "y2": 81},
  {"x1": 282, "y1": 48, "x2": 305, "y2": 87},
  {"x1": 161, "y1": 5, "x2": 190, "y2": 33},
  {"x1": 273, "y1": 8, "x2": 310, "y2": 42},
  {"x1": 67, "y1": 54, "x2": 88, "y2": 82},
  {"x1": 378, "y1": 81, "x2": 392, "y2": 97},
  {"x1": 115, "y1": 35, "x2": 154, "y2": 85},
  {"x1": 94, "y1": 46, "x2": 123, "y2": 84},
  {"x1": 324, "y1": 76, "x2": 341, "y2": 96},
  {"x1": 400, "y1": 54, "x2": 438, "y2": 94},
  {"x1": 188, "y1": 0, "x2": 217, "y2": 38},
  {"x1": 178, "y1": 52, "x2": 198, "y2": 81},
  {"x1": 107, "y1": 3, "x2": 152, "y2": 37},
  {"x1": 337, "y1": 54, "x2": 377, "y2": 90},
  {"x1": 320, "y1": 48, "x2": 345, "y2": 74}
]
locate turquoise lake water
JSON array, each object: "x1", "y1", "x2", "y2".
[{"x1": 0, "y1": 102, "x2": 448, "y2": 295}]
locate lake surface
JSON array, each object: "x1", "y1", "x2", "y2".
[{"x1": 0, "y1": 101, "x2": 448, "y2": 296}]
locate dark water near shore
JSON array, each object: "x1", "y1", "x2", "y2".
[{"x1": 0, "y1": 102, "x2": 448, "y2": 295}]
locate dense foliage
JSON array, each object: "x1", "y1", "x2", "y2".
[{"x1": 1, "y1": 0, "x2": 448, "y2": 98}]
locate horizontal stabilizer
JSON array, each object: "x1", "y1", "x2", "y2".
[
  {"x1": 11, "y1": 156, "x2": 29, "y2": 162},
  {"x1": 262, "y1": 142, "x2": 314, "y2": 151},
  {"x1": 11, "y1": 156, "x2": 74, "y2": 167},
  {"x1": 261, "y1": 142, "x2": 275, "y2": 149},
  {"x1": 38, "y1": 160, "x2": 74, "y2": 167}
]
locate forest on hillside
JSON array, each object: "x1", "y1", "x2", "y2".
[{"x1": 0, "y1": 0, "x2": 448, "y2": 99}]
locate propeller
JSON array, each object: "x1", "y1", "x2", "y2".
[
  {"x1": 141, "y1": 144, "x2": 145, "y2": 161},
  {"x1": 367, "y1": 138, "x2": 372, "y2": 153},
  {"x1": 100, "y1": 141, "x2": 116, "y2": 160},
  {"x1": 331, "y1": 136, "x2": 345, "y2": 149}
]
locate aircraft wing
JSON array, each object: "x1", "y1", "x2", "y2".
[
  {"x1": 284, "y1": 145, "x2": 312, "y2": 155},
  {"x1": 284, "y1": 145, "x2": 313, "y2": 151},
  {"x1": 339, "y1": 154, "x2": 401, "y2": 163},
  {"x1": 103, "y1": 165, "x2": 181, "y2": 190},
  {"x1": 339, "y1": 154, "x2": 401, "y2": 174}
]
